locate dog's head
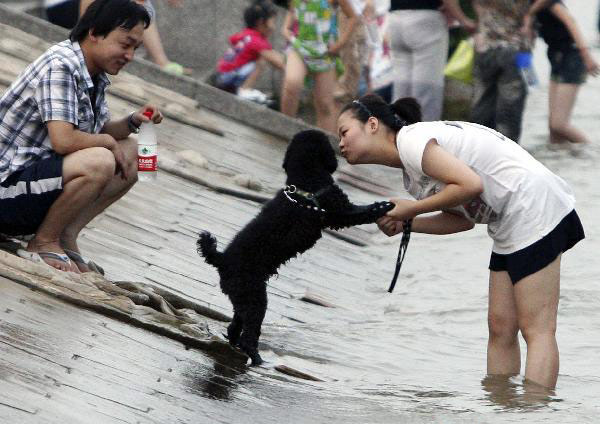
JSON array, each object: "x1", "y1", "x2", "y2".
[{"x1": 282, "y1": 130, "x2": 338, "y2": 177}]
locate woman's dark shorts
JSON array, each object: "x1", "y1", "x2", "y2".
[
  {"x1": 489, "y1": 210, "x2": 584, "y2": 284},
  {"x1": 0, "y1": 154, "x2": 64, "y2": 236},
  {"x1": 547, "y1": 44, "x2": 586, "y2": 85}
]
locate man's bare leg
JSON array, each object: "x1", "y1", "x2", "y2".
[
  {"x1": 26, "y1": 147, "x2": 118, "y2": 272},
  {"x1": 60, "y1": 138, "x2": 138, "y2": 272}
]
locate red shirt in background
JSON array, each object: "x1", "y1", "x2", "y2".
[{"x1": 217, "y1": 28, "x2": 272, "y2": 73}]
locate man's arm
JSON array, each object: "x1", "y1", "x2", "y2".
[
  {"x1": 100, "y1": 116, "x2": 136, "y2": 141},
  {"x1": 101, "y1": 105, "x2": 164, "y2": 141},
  {"x1": 46, "y1": 121, "x2": 117, "y2": 155}
]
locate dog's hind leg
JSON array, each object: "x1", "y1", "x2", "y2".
[
  {"x1": 232, "y1": 287, "x2": 268, "y2": 366},
  {"x1": 226, "y1": 309, "x2": 243, "y2": 347}
]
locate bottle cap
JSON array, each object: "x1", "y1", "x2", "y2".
[{"x1": 143, "y1": 109, "x2": 153, "y2": 119}]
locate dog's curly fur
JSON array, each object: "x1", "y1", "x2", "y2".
[{"x1": 197, "y1": 130, "x2": 393, "y2": 365}]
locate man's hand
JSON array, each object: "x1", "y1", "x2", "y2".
[
  {"x1": 103, "y1": 134, "x2": 128, "y2": 180},
  {"x1": 130, "y1": 104, "x2": 164, "y2": 127}
]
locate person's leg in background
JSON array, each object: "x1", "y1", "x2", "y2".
[
  {"x1": 493, "y1": 48, "x2": 527, "y2": 142},
  {"x1": 547, "y1": 47, "x2": 590, "y2": 148},
  {"x1": 470, "y1": 49, "x2": 500, "y2": 131},
  {"x1": 408, "y1": 11, "x2": 448, "y2": 121},
  {"x1": 280, "y1": 50, "x2": 308, "y2": 118},
  {"x1": 388, "y1": 11, "x2": 414, "y2": 103},
  {"x1": 336, "y1": 12, "x2": 367, "y2": 101},
  {"x1": 312, "y1": 67, "x2": 338, "y2": 133},
  {"x1": 548, "y1": 81, "x2": 589, "y2": 146}
]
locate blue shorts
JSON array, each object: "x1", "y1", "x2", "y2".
[
  {"x1": 489, "y1": 210, "x2": 584, "y2": 284},
  {"x1": 216, "y1": 62, "x2": 257, "y2": 92},
  {"x1": 0, "y1": 154, "x2": 64, "y2": 236}
]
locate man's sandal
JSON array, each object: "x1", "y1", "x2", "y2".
[
  {"x1": 63, "y1": 249, "x2": 105, "y2": 275},
  {"x1": 17, "y1": 249, "x2": 77, "y2": 273}
]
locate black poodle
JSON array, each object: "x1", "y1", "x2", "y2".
[{"x1": 197, "y1": 129, "x2": 393, "y2": 365}]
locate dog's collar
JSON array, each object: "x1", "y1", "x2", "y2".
[{"x1": 283, "y1": 184, "x2": 333, "y2": 213}]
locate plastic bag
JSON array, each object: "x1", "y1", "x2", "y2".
[{"x1": 444, "y1": 39, "x2": 474, "y2": 84}]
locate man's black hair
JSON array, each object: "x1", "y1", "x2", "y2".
[
  {"x1": 244, "y1": 1, "x2": 277, "y2": 29},
  {"x1": 70, "y1": 0, "x2": 151, "y2": 43}
]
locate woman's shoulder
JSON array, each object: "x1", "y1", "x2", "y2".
[{"x1": 398, "y1": 121, "x2": 446, "y2": 140}]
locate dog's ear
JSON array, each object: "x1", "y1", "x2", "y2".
[{"x1": 314, "y1": 131, "x2": 338, "y2": 174}]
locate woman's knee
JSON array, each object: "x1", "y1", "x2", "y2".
[
  {"x1": 519, "y1": 319, "x2": 557, "y2": 344},
  {"x1": 488, "y1": 311, "x2": 519, "y2": 343}
]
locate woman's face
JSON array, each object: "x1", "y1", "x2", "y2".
[{"x1": 337, "y1": 110, "x2": 371, "y2": 164}]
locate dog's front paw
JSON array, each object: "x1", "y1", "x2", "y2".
[
  {"x1": 370, "y1": 201, "x2": 395, "y2": 217},
  {"x1": 360, "y1": 201, "x2": 395, "y2": 222}
]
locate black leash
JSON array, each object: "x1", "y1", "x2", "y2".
[{"x1": 388, "y1": 219, "x2": 412, "y2": 293}]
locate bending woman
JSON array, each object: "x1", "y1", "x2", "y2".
[{"x1": 337, "y1": 94, "x2": 584, "y2": 389}]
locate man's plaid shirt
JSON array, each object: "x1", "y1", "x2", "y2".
[{"x1": 0, "y1": 40, "x2": 111, "y2": 183}]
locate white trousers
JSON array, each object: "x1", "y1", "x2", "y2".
[{"x1": 388, "y1": 10, "x2": 449, "y2": 121}]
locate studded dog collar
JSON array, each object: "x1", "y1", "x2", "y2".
[{"x1": 283, "y1": 184, "x2": 333, "y2": 213}]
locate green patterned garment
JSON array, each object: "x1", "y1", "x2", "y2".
[{"x1": 292, "y1": 0, "x2": 337, "y2": 72}]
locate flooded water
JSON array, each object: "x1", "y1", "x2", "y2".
[
  {"x1": 190, "y1": 1, "x2": 600, "y2": 422},
  {"x1": 1, "y1": 2, "x2": 598, "y2": 423}
]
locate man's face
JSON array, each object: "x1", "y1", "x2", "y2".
[{"x1": 90, "y1": 23, "x2": 144, "y2": 75}]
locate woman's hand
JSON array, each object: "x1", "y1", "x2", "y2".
[
  {"x1": 520, "y1": 13, "x2": 535, "y2": 40},
  {"x1": 386, "y1": 198, "x2": 419, "y2": 221},
  {"x1": 581, "y1": 49, "x2": 600, "y2": 76},
  {"x1": 376, "y1": 216, "x2": 405, "y2": 237}
]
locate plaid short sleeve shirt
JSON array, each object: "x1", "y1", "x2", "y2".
[{"x1": 0, "y1": 40, "x2": 111, "y2": 183}]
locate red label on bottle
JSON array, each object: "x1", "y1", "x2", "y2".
[
  {"x1": 138, "y1": 155, "x2": 157, "y2": 171},
  {"x1": 138, "y1": 144, "x2": 157, "y2": 172}
]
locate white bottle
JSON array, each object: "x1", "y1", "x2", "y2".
[{"x1": 137, "y1": 109, "x2": 157, "y2": 181}]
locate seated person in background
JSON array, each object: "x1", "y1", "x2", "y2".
[{"x1": 215, "y1": 0, "x2": 285, "y2": 103}]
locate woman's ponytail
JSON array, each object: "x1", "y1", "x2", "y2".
[
  {"x1": 341, "y1": 94, "x2": 422, "y2": 132},
  {"x1": 390, "y1": 97, "x2": 422, "y2": 125}
]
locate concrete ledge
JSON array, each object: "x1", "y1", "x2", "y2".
[{"x1": 0, "y1": 4, "x2": 320, "y2": 142}]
